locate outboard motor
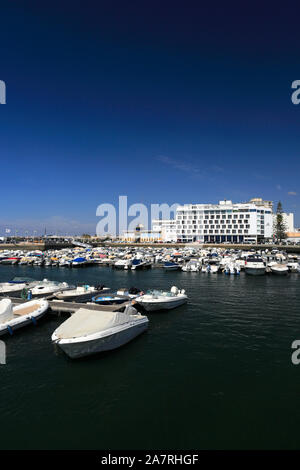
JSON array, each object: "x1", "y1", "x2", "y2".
[{"x1": 129, "y1": 287, "x2": 141, "y2": 295}]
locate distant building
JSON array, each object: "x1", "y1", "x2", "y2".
[
  {"x1": 152, "y1": 220, "x2": 177, "y2": 242},
  {"x1": 249, "y1": 198, "x2": 273, "y2": 211},
  {"x1": 122, "y1": 224, "x2": 161, "y2": 242},
  {"x1": 175, "y1": 198, "x2": 273, "y2": 243},
  {"x1": 122, "y1": 199, "x2": 295, "y2": 244},
  {"x1": 286, "y1": 232, "x2": 300, "y2": 242}
]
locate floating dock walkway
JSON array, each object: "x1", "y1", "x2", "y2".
[{"x1": 5, "y1": 296, "x2": 131, "y2": 316}]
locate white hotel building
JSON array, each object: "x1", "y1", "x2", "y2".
[
  {"x1": 174, "y1": 198, "x2": 273, "y2": 243},
  {"x1": 122, "y1": 198, "x2": 292, "y2": 243}
]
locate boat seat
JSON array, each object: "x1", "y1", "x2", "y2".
[{"x1": 13, "y1": 304, "x2": 39, "y2": 316}]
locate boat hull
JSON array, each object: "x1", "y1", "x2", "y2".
[
  {"x1": 0, "y1": 302, "x2": 48, "y2": 336},
  {"x1": 56, "y1": 321, "x2": 148, "y2": 359},
  {"x1": 245, "y1": 267, "x2": 266, "y2": 275},
  {"x1": 138, "y1": 297, "x2": 187, "y2": 312},
  {"x1": 270, "y1": 268, "x2": 289, "y2": 275}
]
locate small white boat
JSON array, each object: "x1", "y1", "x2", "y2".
[
  {"x1": 0, "y1": 298, "x2": 49, "y2": 336},
  {"x1": 131, "y1": 259, "x2": 151, "y2": 270},
  {"x1": 0, "y1": 278, "x2": 37, "y2": 296},
  {"x1": 137, "y1": 286, "x2": 187, "y2": 312},
  {"x1": 59, "y1": 258, "x2": 72, "y2": 267},
  {"x1": 201, "y1": 264, "x2": 209, "y2": 273},
  {"x1": 181, "y1": 264, "x2": 190, "y2": 272},
  {"x1": 55, "y1": 285, "x2": 109, "y2": 301},
  {"x1": 163, "y1": 261, "x2": 180, "y2": 270},
  {"x1": 52, "y1": 306, "x2": 149, "y2": 359},
  {"x1": 30, "y1": 279, "x2": 74, "y2": 297},
  {"x1": 245, "y1": 256, "x2": 266, "y2": 275},
  {"x1": 287, "y1": 262, "x2": 300, "y2": 273},
  {"x1": 270, "y1": 264, "x2": 289, "y2": 275},
  {"x1": 114, "y1": 259, "x2": 132, "y2": 270},
  {"x1": 1, "y1": 257, "x2": 20, "y2": 265},
  {"x1": 209, "y1": 264, "x2": 220, "y2": 274}
]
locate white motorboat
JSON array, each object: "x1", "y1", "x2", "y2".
[
  {"x1": 137, "y1": 286, "x2": 187, "y2": 312},
  {"x1": 59, "y1": 258, "x2": 72, "y2": 267},
  {"x1": 210, "y1": 264, "x2": 220, "y2": 274},
  {"x1": 201, "y1": 264, "x2": 211, "y2": 273},
  {"x1": 244, "y1": 256, "x2": 266, "y2": 275},
  {"x1": 270, "y1": 264, "x2": 289, "y2": 275},
  {"x1": 224, "y1": 262, "x2": 240, "y2": 275},
  {"x1": 72, "y1": 257, "x2": 88, "y2": 267},
  {"x1": 131, "y1": 259, "x2": 151, "y2": 270},
  {"x1": 287, "y1": 262, "x2": 300, "y2": 273},
  {"x1": 190, "y1": 261, "x2": 201, "y2": 272},
  {"x1": 163, "y1": 261, "x2": 180, "y2": 270},
  {"x1": 0, "y1": 278, "x2": 38, "y2": 296},
  {"x1": 114, "y1": 259, "x2": 132, "y2": 270},
  {"x1": 181, "y1": 263, "x2": 190, "y2": 272},
  {"x1": 55, "y1": 285, "x2": 110, "y2": 301},
  {"x1": 51, "y1": 305, "x2": 149, "y2": 359},
  {"x1": 1, "y1": 257, "x2": 20, "y2": 265},
  {"x1": 0, "y1": 298, "x2": 49, "y2": 336},
  {"x1": 30, "y1": 279, "x2": 75, "y2": 298}
]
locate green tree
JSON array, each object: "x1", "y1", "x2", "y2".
[
  {"x1": 273, "y1": 201, "x2": 287, "y2": 242},
  {"x1": 81, "y1": 233, "x2": 91, "y2": 238}
]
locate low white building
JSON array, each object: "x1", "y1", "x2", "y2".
[
  {"x1": 152, "y1": 219, "x2": 177, "y2": 242},
  {"x1": 121, "y1": 224, "x2": 161, "y2": 242}
]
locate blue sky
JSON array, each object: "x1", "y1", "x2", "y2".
[{"x1": 0, "y1": 1, "x2": 299, "y2": 234}]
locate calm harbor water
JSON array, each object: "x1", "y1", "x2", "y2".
[{"x1": 0, "y1": 265, "x2": 300, "y2": 449}]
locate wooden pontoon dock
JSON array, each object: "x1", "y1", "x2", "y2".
[{"x1": 3, "y1": 296, "x2": 131, "y2": 316}]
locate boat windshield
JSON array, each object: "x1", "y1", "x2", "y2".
[
  {"x1": 10, "y1": 277, "x2": 36, "y2": 283},
  {"x1": 145, "y1": 290, "x2": 176, "y2": 297}
]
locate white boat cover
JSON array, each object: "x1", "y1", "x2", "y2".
[
  {"x1": 54, "y1": 308, "x2": 134, "y2": 339},
  {"x1": 0, "y1": 299, "x2": 14, "y2": 322}
]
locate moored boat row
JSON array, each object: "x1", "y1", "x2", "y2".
[{"x1": 0, "y1": 281, "x2": 188, "y2": 360}]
